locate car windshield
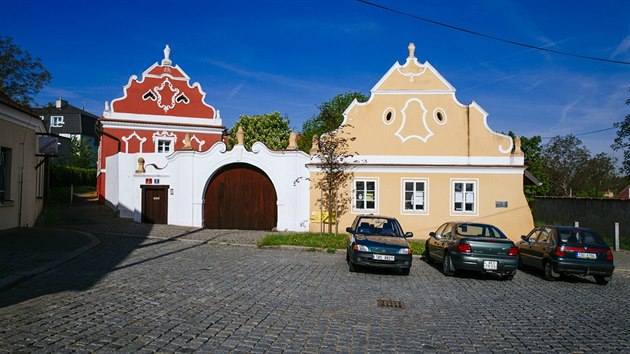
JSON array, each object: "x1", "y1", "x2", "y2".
[
  {"x1": 356, "y1": 217, "x2": 404, "y2": 237},
  {"x1": 456, "y1": 223, "x2": 507, "y2": 239},
  {"x1": 557, "y1": 228, "x2": 606, "y2": 245}
]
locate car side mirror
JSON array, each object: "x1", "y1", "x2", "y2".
[
  {"x1": 430, "y1": 232, "x2": 441, "y2": 240},
  {"x1": 520, "y1": 235, "x2": 529, "y2": 242},
  {"x1": 404, "y1": 232, "x2": 413, "y2": 238},
  {"x1": 346, "y1": 227, "x2": 353, "y2": 233}
]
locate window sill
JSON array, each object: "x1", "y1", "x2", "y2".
[{"x1": 0, "y1": 200, "x2": 15, "y2": 207}]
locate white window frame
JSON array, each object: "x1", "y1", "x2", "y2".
[
  {"x1": 155, "y1": 139, "x2": 174, "y2": 154},
  {"x1": 401, "y1": 178, "x2": 428, "y2": 215},
  {"x1": 450, "y1": 179, "x2": 478, "y2": 216},
  {"x1": 352, "y1": 178, "x2": 378, "y2": 214},
  {"x1": 0, "y1": 147, "x2": 11, "y2": 202},
  {"x1": 50, "y1": 115, "x2": 64, "y2": 128}
]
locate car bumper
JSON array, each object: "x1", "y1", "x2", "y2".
[
  {"x1": 451, "y1": 253, "x2": 519, "y2": 274},
  {"x1": 553, "y1": 260, "x2": 614, "y2": 276},
  {"x1": 352, "y1": 251, "x2": 412, "y2": 269}
]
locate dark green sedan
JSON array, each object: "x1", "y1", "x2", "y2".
[
  {"x1": 424, "y1": 222, "x2": 519, "y2": 280},
  {"x1": 518, "y1": 226, "x2": 614, "y2": 285}
]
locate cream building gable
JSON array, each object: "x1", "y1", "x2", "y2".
[{"x1": 341, "y1": 43, "x2": 516, "y2": 163}]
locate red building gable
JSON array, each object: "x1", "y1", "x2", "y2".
[{"x1": 97, "y1": 45, "x2": 225, "y2": 201}]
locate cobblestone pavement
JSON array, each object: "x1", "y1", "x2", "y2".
[{"x1": 1, "y1": 230, "x2": 629, "y2": 353}]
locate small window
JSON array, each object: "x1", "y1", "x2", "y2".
[
  {"x1": 433, "y1": 109, "x2": 447, "y2": 125},
  {"x1": 50, "y1": 116, "x2": 64, "y2": 128},
  {"x1": 382, "y1": 108, "x2": 395, "y2": 125},
  {"x1": 403, "y1": 180, "x2": 427, "y2": 213},
  {"x1": 354, "y1": 179, "x2": 377, "y2": 212},
  {"x1": 0, "y1": 147, "x2": 11, "y2": 201},
  {"x1": 452, "y1": 180, "x2": 477, "y2": 214},
  {"x1": 156, "y1": 139, "x2": 172, "y2": 154}
]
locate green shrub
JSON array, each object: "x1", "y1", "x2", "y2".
[{"x1": 51, "y1": 164, "x2": 96, "y2": 187}]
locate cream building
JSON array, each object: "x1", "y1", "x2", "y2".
[{"x1": 308, "y1": 44, "x2": 533, "y2": 241}]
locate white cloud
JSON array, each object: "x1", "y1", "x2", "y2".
[{"x1": 611, "y1": 34, "x2": 630, "y2": 58}]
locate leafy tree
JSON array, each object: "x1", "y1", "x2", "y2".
[
  {"x1": 312, "y1": 125, "x2": 358, "y2": 234},
  {"x1": 573, "y1": 153, "x2": 620, "y2": 197},
  {"x1": 508, "y1": 132, "x2": 550, "y2": 199},
  {"x1": 69, "y1": 136, "x2": 97, "y2": 168},
  {"x1": 612, "y1": 87, "x2": 630, "y2": 176},
  {"x1": 298, "y1": 92, "x2": 368, "y2": 153},
  {"x1": 541, "y1": 135, "x2": 590, "y2": 196},
  {"x1": 0, "y1": 36, "x2": 51, "y2": 107},
  {"x1": 227, "y1": 112, "x2": 291, "y2": 150}
]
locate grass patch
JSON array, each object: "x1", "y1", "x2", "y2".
[
  {"x1": 407, "y1": 239, "x2": 425, "y2": 255},
  {"x1": 258, "y1": 232, "x2": 347, "y2": 251}
]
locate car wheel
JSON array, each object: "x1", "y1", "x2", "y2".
[
  {"x1": 442, "y1": 252, "x2": 455, "y2": 276},
  {"x1": 543, "y1": 262, "x2": 555, "y2": 281},
  {"x1": 594, "y1": 275, "x2": 610, "y2": 285},
  {"x1": 400, "y1": 268, "x2": 410, "y2": 276},
  {"x1": 424, "y1": 241, "x2": 434, "y2": 264}
]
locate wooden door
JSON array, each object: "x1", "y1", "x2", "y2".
[
  {"x1": 141, "y1": 185, "x2": 169, "y2": 224},
  {"x1": 204, "y1": 164, "x2": 277, "y2": 230}
]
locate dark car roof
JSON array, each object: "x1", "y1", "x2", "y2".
[{"x1": 542, "y1": 225, "x2": 596, "y2": 232}]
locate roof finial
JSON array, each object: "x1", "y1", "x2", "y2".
[
  {"x1": 408, "y1": 42, "x2": 416, "y2": 59},
  {"x1": 162, "y1": 44, "x2": 172, "y2": 66}
]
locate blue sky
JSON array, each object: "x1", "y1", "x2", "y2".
[{"x1": 5, "y1": 0, "x2": 630, "y2": 162}]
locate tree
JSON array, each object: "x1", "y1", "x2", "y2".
[
  {"x1": 0, "y1": 36, "x2": 51, "y2": 107},
  {"x1": 508, "y1": 133, "x2": 550, "y2": 199},
  {"x1": 612, "y1": 87, "x2": 630, "y2": 176},
  {"x1": 298, "y1": 92, "x2": 368, "y2": 153},
  {"x1": 69, "y1": 136, "x2": 97, "y2": 169},
  {"x1": 541, "y1": 135, "x2": 590, "y2": 196},
  {"x1": 574, "y1": 153, "x2": 620, "y2": 197},
  {"x1": 227, "y1": 112, "x2": 291, "y2": 150},
  {"x1": 312, "y1": 125, "x2": 358, "y2": 234}
]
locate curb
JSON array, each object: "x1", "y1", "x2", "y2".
[{"x1": 0, "y1": 230, "x2": 100, "y2": 291}]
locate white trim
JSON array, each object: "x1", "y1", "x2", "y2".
[
  {"x1": 153, "y1": 131, "x2": 177, "y2": 154},
  {"x1": 450, "y1": 178, "x2": 479, "y2": 216},
  {"x1": 309, "y1": 164, "x2": 525, "y2": 175},
  {"x1": 104, "y1": 111, "x2": 221, "y2": 126},
  {"x1": 352, "y1": 177, "x2": 379, "y2": 215},
  {"x1": 347, "y1": 155, "x2": 522, "y2": 166},
  {"x1": 433, "y1": 107, "x2": 447, "y2": 126},
  {"x1": 470, "y1": 101, "x2": 513, "y2": 154},
  {"x1": 400, "y1": 178, "x2": 429, "y2": 216},
  {"x1": 395, "y1": 98, "x2": 432, "y2": 143},
  {"x1": 99, "y1": 120, "x2": 224, "y2": 135},
  {"x1": 372, "y1": 90, "x2": 455, "y2": 95},
  {"x1": 189, "y1": 135, "x2": 206, "y2": 151},
  {"x1": 121, "y1": 131, "x2": 147, "y2": 153}
]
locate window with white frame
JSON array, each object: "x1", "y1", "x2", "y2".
[
  {"x1": 50, "y1": 116, "x2": 64, "y2": 127},
  {"x1": 354, "y1": 179, "x2": 377, "y2": 212},
  {"x1": 156, "y1": 139, "x2": 173, "y2": 154},
  {"x1": 0, "y1": 147, "x2": 12, "y2": 201},
  {"x1": 452, "y1": 180, "x2": 477, "y2": 213},
  {"x1": 403, "y1": 179, "x2": 427, "y2": 213}
]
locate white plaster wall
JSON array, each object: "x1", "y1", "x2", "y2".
[{"x1": 106, "y1": 142, "x2": 311, "y2": 231}]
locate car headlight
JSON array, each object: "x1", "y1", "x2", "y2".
[
  {"x1": 398, "y1": 248, "x2": 410, "y2": 254},
  {"x1": 357, "y1": 244, "x2": 370, "y2": 252}
]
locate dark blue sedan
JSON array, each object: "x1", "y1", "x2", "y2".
[{"x1": 346, "y1": 215, "x2": 413, "y2": 275}]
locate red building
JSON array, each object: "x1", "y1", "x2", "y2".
[{"x1": 97, "y1": 45, "x2": 225, "y2": 201}]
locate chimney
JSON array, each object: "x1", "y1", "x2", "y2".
[{"x1": 55, "y1": 98, "x2": 67, "y2": 108}]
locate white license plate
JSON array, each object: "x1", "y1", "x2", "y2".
[
  {"x1": 373, "y1": 254, "x2": 395, "y2": 261},
  {"x1": 577, "y1": 252, "x2": 597, "y2": 260},
  {"x1": 483, "y1": 260, "x2": 498, "y2": 270}
]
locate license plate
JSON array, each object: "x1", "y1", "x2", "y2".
[
  {"x1": 577, "y1": 252, "x2": 597, "y2": 260},
  {"x1": 483, "y1": 260, "x2": 498, "y2": 270},
  {"x1": 373, "y1": 254, "x2": 395, "y2": 261}
]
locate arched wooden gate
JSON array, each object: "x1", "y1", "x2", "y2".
[{"x1": 204, "y1": 163, "x2": 277, "y2": 230}]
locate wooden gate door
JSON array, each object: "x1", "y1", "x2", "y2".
[
  {"x1": 141, "y1": 185, "x2": 169, "y2": 224},
  {"x1": 204, "y1": 164, "x2": 277, "y2": 230}
]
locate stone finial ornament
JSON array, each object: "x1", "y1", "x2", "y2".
[
  {"x1": 287, "y1": 131, "x2": 298, "y2": 150},
  {"x1": 162, "y1": 44, "x2": 172, "y2": 66},
  {"x1": 513, "y1": 136, "x2": 523, "y2": 155},
  {"x1": 135, "y1": 157, "x2": 146, "y2": 173},
  {"x1": 309, "y1": 134, "x2": 319, "y2": 155},
  {"x1": 183, "y1": 133, "x2": 193, "y2": 150},
  {"x1": 408, "y1": 42, "x2": 416, "y2": 59},
  {"x1": 236, "y1": 126, "x2": 245, "y2": 146},
  {"x1": 104, "y1": 101, "x2": 110, "y2": 112}
]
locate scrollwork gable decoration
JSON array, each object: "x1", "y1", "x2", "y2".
[
  {"x1": 190, "y1": 135, "x2": 206, "y2": 151},
  {"x1": 122, "y1": 131, "x2": 147, "y2": 153}
]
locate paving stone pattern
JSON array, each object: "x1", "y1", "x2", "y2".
[{"x1": 1, "y1": 230, "x2": 629, "y2": 353}]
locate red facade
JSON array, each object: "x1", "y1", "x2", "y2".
[{"x1": 97, "y1": 45, "x2": 225, "y2": 201}]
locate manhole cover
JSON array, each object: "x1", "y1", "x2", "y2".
[{"x1": 377, "y1": 299, "x2": 405, "y2": 309}]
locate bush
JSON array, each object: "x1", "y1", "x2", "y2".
[{"x1": 51, "y1": 164, "x2": 96, "y2": 187}]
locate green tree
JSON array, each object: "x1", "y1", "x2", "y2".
[
  {"x1": 508, "y1": 132, "x2": 550, "y2": 199},
  {"x1": 298, "y1": 92, "x2": 368, "y2": 153},
  {"x1": 0, "y1": 36, "x2": 52, "y2": 107},
  {"x1": 574, "y1": 153, "x2": 622, "y2": 197},
  {"x1": 612, "y1": 87, "x2": 630, "y2": 176},
  {"x1": 227, "y1": 112, "x2": 291, "y2": 150},
  {"x1": 541, "y1": 135, "x2": 590, "y2": 196},
  {"x1": 69, "y1": 136, "x2": 97, "y2": 168}
]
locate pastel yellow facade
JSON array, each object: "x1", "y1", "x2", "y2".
[{"x1": 308, "y1": 44, "x2": 533, "y2": 241}]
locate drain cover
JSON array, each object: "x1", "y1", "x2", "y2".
[{"x1": 377, "y1": 299, "x2": 405, "y2": 309}]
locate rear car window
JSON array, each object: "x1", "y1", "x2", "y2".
[
  {"x1": 457, "y1": 224, "x2": 507, "y2": 239},
  {"x1": 557, "y1": 229, "x2": 606, "y2": 245}
]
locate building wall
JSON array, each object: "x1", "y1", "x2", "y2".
[{"x1": 0, "y1": 107, "x2": 46, "y2": 229}]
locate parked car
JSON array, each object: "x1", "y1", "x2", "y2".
[
  {"x1": 346, "y1": 215, "x2": 413, "y2": 275},
  {"x1": 518, "y1": 226, "x2": 614, "y2": 285},
  {"x1": 424, "y1": 222, "x2": 519, "y2": 280}
]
